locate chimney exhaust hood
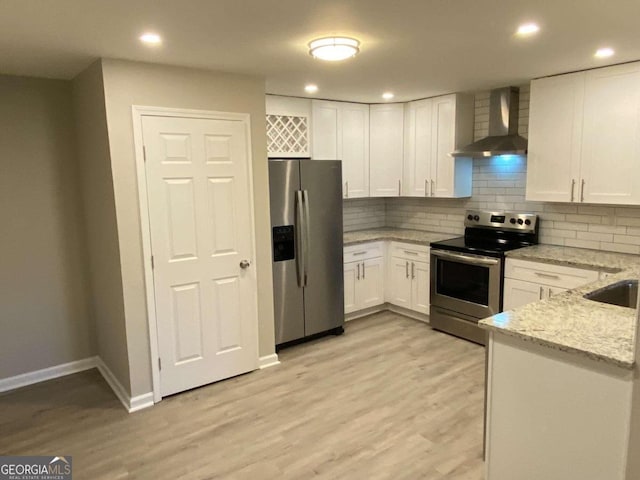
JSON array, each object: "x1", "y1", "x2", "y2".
[{"x1": 451, "y1": 86, "x2": 527, "y2": 158}]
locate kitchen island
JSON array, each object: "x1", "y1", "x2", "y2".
[{"x1": 480, "y1": 245, "x2": 640, "y2": 480}]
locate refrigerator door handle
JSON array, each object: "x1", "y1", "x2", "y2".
[
  {"x1": 295, "y1": 190, "x2": 305, "y2": 287},
  {"x1": 302, "y1": 189, "x2": 311, "y2": 287}
]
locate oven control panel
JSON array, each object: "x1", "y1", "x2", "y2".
[{"x1": 464, "y1": 210, "x2": 538, "y2": 232}]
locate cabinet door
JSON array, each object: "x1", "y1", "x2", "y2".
[
  {"x1": 311, "y1": 100, "x2": 341, "y2": 160},
  {"x1": 403, "y1": 99, "x2": 432, "y2": 196},
  {"x1": 342, "y1": 103, "x2": 370, "y2": 198},
  {"x1": 344, "y1": 261, "x2": 358, "y2": 314},
  {"x1": 526, "y1": 73, "x2": 584, "y2": 202},
  {"x1": 431, "y1": 95, "x2": 458, "y2": 197},
  {"x1": 503, "y1": 278, "x2": 544, "y2": 311},
  {"x1": 358, "y1": 257, "x2": 385, "y2": 309},
  {"x1": 387, "y1": 257, "x2": 412, "y2": 308},
  {"x1": 411, "y1": 260, "x2": 430, "y2": 314},
  {"x1": 370, "y1": 104, "x2": 404, "y2": 196},
  {"x1": 581, "y1": 63, "x2": 640, "y2": 205}
]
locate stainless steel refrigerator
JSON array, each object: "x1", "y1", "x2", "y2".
[{"x1": 269, "y1": 159, "x2": 344, "y2": 347}]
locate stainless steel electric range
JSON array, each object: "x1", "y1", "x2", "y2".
[{"x1": 429, "y1": 210, "x2": 538, "y2": 345}]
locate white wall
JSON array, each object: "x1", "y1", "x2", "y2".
[
  {"x1": 0, "y1": 74, "x2": 95, "y2": 379},
  {"x1": 99, "y1": 59, "x2": 275, "y2": 397},
  {"x1": 72, "y1": 61, "x2": 131, "y2": 391}
]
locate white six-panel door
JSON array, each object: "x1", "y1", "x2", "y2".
[{"x1": 142, "y1": 115, "x2": 258, "y2": 397}]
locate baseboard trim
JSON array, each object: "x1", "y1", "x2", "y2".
[
  {"x1": 0, "y1": 357, "x2": 98, "y2": 393},
  {"x1": 346, "y1": 303, "x2": 430, "y2": 324},
  {"x1": 95, "y1": 358, "x2": 154, "y2": 413},
  {"x1": 387, "y1": 304, "x2": 430, "y2": 323},
  {"x1": 258, "y1": 353, "x2": 280, "y2": 369}
]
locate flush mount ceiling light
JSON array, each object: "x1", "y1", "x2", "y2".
[
  {"x1": 382, "y1": 92, "x2": 395, "y2": 100},
  {"x1": 304, "y1": 84, "x2": 319, "y2": 93},
  {"x1": 308, "y1": 37, "x2": 360, "y2": 61},
  {"x1": 595, "y1": 47, "x2": 615, "y2": 58},
  {"x1": 140, "y1": 32, "x2": 162, "y2": 45},
  {"x1": 516, "y1": 23, "x2": 540, "y2": 37}
]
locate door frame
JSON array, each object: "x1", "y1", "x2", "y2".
[{"x1": 131, "y1": 105, "x2": 258, "y2": 403}]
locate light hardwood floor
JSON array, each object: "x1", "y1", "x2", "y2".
[{"x1": 0, "y1": 312, "x2": 485, "y2": 479}]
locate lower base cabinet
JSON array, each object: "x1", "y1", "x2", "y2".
[
  {"x1": 344, "y1": 241, "x2": 429, "y2": 316},
  {"x1": 503, "y1": 258, "x2": 599, "y2": 310},
  {"x1": 387, "y1": 242, "x2": 430, "y2": 314},
  {"x1": 344, "y1": 243, "x2": 385, "y2": 314}
]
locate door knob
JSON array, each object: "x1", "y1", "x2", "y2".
[{"x1": 239, "y1": 260, "x2": 251, "y2": 269}]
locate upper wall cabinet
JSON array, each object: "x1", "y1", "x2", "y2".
[
  {"x1": 403, "y1": 94, "x2": 474, "y2": 198},
  {"x1": 370, "y1": 104, "x2": 405, "y2": 197},
  {"x1": 527, "y1": 62, "x2": 640, "y2": 205},
  {"x1": 266, "y1": 95, "x2": 311, "y2": 158},
  {"x1": 312, "y1": 100, "x2": 370, "y2": 198}
]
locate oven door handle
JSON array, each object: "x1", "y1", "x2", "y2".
[{"x1": 431, "y1": 250, "x2": 499, "y2": 266}]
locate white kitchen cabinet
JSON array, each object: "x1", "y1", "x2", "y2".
[
  {"x1": 503, "y1": 258, "x2": 598, "y2": 310},
  {"x1": 266, "y1": 95, "x2": 311, "y2": 158},
  {"x1": 526, "y1": 73, "x2": 584, "y2": 202},
  {"x1": 387, "y1": 242, "x2": 430, "y2": 314},
  {"x1": 311, "y1": 100, "x2": 369, "y2": 198},
  {"x1": 403, "y1": 94, "x2": 474, "y2": 198},
  {"x1": 343, "y1": 242, "x2": 384, "y2": 314},
  {"x1": 581, "y1": 63, "x2": 640, "y2": 204},
  {"x1": 527, "y1": 61, "x2": 640, "y2": 205},
  {"x1": 311, "y1": 100, "x2": 340, "y2": 160},
  {"x1": 370, "y1": 104, "x2": 404, "y2": 197}
]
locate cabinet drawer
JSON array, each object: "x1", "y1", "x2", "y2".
[
  {"x1": 505, "y1": 259, "x2": 599, "y2": 289},
  {"x1": 344, "y1": 241, "x2": 384, "y2": 263},
  {"x1": 389, "y1": 242, "x2": 430, "y2": 261}
]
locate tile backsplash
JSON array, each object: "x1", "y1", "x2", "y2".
[{"x1": 343, "y1": 85, "x2": 640, "y2": 255}]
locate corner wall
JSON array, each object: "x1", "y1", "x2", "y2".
[
  {"x1": 100, "y1": 59, "x2": 275, "y2": 396},
  {"x1": 0, "y1": 74, "x2": 95, "y2": 379},
  {"x1": 72, "y1": 61, "x2": 131, "y2": 391}
]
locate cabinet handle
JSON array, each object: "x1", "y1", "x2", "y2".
[
  {"x1": 534, "y1": 272, "x2": 560, "y2": 280},
  {"x1": 405, "y1": 261, "x2": 409, "y2": 278},
  {"x1": 345, "y1": 181, "x2": 349, "y2": 198},
  {"x1": 539, "y1": 286, "x2": 544, "y2": 300},
  {"x1": 570, "y1": 179, "x2": 576, "y2": 202},
  {"x1": 431, "y1": 179, "x2": 435, "y2": 197},
  {"x1": 357, "y1": 263, "x2": 360, "y2": 280},
  {"x1": 404, "y1": 250, "x2": 418, "y2": 256},
  {"x1": 362, "y1": 262, "x2": 366, "y2": 279},
  {"x1": 411, "y1": 262, "x2": 415, "y2": 279},
  {"x1": 352, "y1": 251, "x2": 367, "y2": 256},
  {"x1": 581, "y1": 179, "x2": 585, "y2": 202},
  {"x1": 398, "y1": 179, "x2": 401, "y2": 196},
  {"x1": 425, "y1": 179, "x2": 428, "y2": 197}
]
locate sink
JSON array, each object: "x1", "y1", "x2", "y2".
[{"x1": 584, "y1": 279, "x2": 638, "y2": 308}]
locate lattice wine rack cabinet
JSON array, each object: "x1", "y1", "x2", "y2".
[{"x1": 266, "y1": 114, "x2": 310, "y2": 158}]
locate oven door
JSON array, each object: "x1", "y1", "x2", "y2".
[{"x1": 430, "y1": 249, "x2": 502, "y2": 318}]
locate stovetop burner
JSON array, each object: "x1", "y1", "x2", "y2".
[{"x1": 431, "y1": 210, "x2": 539, "y2": 257}]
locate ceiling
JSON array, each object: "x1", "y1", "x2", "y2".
[{"x1": 1, "y1": 0, "x2": 639, "y2": 103}]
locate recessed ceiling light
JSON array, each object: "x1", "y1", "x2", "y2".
[
  {"x1": 140, "y1": 32, "x2": 162, "y2": 45},
  {"x1": 516, "y1": 23, "x2": 540, "y2": 36},
  {"x1": 308, "y1": 37, "x2": 360, "y2": 61},
  {"x1": 382, "y1": 92, "x2": 395, "y2": 100},
  {"x1": 304, "y1": 84, "x2": 319, "y2": 93},
  {"x1": 594, "y1": 47, "x2": 615, "y2": 58}
]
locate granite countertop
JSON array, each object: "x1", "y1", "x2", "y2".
[
  {"x1": 343, "y1": 227, "x2": 455, "y2": 246},
  {"x1": 480, "y1": 244, "x2": 640, "y2": 369}
]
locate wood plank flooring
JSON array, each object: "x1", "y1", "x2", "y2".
[{"x1": 0, "y1": 312, "x2": 485, "y2": 479}]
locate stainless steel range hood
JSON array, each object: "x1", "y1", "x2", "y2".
[{"x1": 451, "y1": 86, "x2": 528, "y2": 158}]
